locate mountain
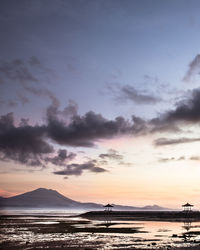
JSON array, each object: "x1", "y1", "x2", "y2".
[
  {"x1": 112, "y1": 204, "x2": 168, "y2": 211},
  {"x1": 142, "y1": 205, "x2": 166, "y2": 210},
  {"x1": 0, "y1": 188, "x2": 169, "y2": 210},
  {"x1": 0, "y1": 188, "x2": 101, "y2": 209}
]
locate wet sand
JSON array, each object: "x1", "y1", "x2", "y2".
[{"x1": 1, "y1": 213, "x2": 200, "y2": 249}]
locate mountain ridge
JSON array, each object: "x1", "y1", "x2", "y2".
[{"x1": 0, "y1": 188, "x2": 170, "y2": 211}]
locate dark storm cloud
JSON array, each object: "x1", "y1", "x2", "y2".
[
  {"x1": 45, "y1": 88, "x2": 200, "y2": 165},
  {"x1": 0, "y1": 112, "x2": 53, "y2": 167},
  {"x1": 53, "y1": 160, "x2": 107, "y2": 177},
  {"x1": 150, "y1": 118, "x2": 180, "y2": 133},
  {"x1": 127, "y1": 87, "x2": 200, "y2": 134},
  {"x1": 2, "y1": 85, "x2": 200, "y2": 168},
  {"x1": 99, "y1": 149, "x2": 123, "y2": 161},
  {"x1": 0, "y1": 112, "x2": 79, "y2": 168},
  {"x1": 162, "y1": 88, "x2": 200, "y2": 123},
  {"x1": 154, "y1": 137, "x2": 200, "y2": 146},
  {"x1": 46, "y1": 103, "x2": 135, "y2": 147},
  {"x1": 107, "y1": 83, "x2": 160, "y2": 105},
  {"x1": 132, "y1": 115, "x2": 148, "y2": 134},
  {"x1": 0, "y1": 102, "x2": 140, "y2": 170},
  {"x1": 4, "y1": 84, "x2": 200, "y2": 171},
  {"x1": 149, "y1": 88, "x2": 200, "y2": 132},
  {"x1": 125, "y1": 85, "x2": 200, "y2": 134},
  {"x1": 183, "y1": 54, "x2": 200, "y2": 82}
]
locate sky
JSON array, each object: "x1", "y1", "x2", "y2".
[{"x1": 1, "y1": 0, "x2": 200, "y2": 209}]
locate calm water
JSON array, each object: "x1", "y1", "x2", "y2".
[{"x1": 1, "y1": 209, "x2": 200, "y2": 249}]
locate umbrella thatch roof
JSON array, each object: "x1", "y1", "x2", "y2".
[
  {"x1": 104, "y1": 204, "x2": 113, "y2": 207},
  {"x1": 182, "y1": 202, "x2": 193, "y2": 207}
]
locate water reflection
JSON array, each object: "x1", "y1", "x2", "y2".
[
  {"x1": 104, "y1": 217, "x2": 112, "y2": 228},
  {"x1": 182, "y1": 219, "x2": 192, "y2": 243},
  {"x1": 2, "y1": 211, "x2": 200, "y2": 249},
  {"x1": 183, "y1": 219, "x2": 192, "y2": 232}
]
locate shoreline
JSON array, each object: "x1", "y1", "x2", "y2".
[
  {"x1": 1, "y1": 213, "x2": 200, "y2": 249},
  {"x1": 80, "y1": 210, "x2": 200, "y2": 222}
]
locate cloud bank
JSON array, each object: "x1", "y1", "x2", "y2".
[
  {"x1": 2, "y1": 86, "x2": 200, "y2": 175},
  {"x1": 0, "y1": 102, "x2": 137, "y2": 175},
  {"x1": 150, "y1": 88, "x2": 200, "y2": 133},
  {"x1": 154, "y1": 137, "x2": 200, "y2": 146}
]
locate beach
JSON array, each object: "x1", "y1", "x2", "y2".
[{"x1": 1, "y1": 210, "x2": 200, "y2": 249}]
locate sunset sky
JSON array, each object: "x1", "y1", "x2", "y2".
[{"x1": 1, "y1": 0, "x2": 200, "y2": 209}]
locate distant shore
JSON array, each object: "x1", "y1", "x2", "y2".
[{"x1": 80, "y1": 210, "x2": 200, "y2": 222}]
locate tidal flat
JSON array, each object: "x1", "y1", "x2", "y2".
[{"x1": 1, "y1": 210, "x2": 200, "y2": 249}]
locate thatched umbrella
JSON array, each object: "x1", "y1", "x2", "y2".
[
  {"x1": 182, "y1": 202, "x2": 193, "y2": 212},
  {"x1": 104, "y1": 203, "x2": 113, "y2": 211}
]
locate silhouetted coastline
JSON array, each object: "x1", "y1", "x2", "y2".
[{"x1": 81, "y1": 210, "x2": 200, "y2": 222}]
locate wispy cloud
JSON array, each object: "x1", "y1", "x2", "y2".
[
  {"x1": 158, "y1": 156, "x2": 185, "y2": 163},
  {"x1": 183, "y1": 54, "x2": 200, "y2": 82},
  {"x1": 99, "y1": 149, "x2": 123, "y2": 161},
  {"x1": 0, "y1": 58, "x2": 38, "y2": 84},
  {"x1": 107, "y1": 83, "x2": 161, "y2": 105},
  {"x1": 190, "y1": 156, "x2": 200, "y2": 161},
  {"x1": 158, "y1": 155, "x2": 200, "y2": 163},
  {"x1": 154, "y1": 137, "x2": 200, "y2": 146},
  {"x1": 0, "y1": 57, "x2": 58, "y2": 106},
  {"x1": 44, "y1": 149, "x2": 76, "y2": 167},
  {"x1": 53, "y1": 160, "x2": 107, "y2": 177}
]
